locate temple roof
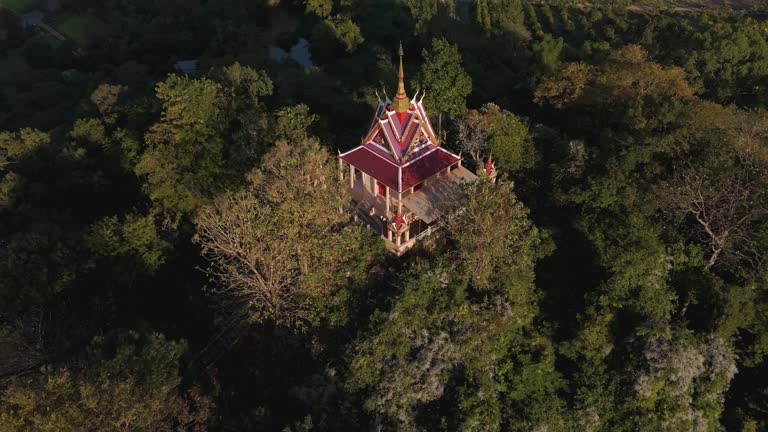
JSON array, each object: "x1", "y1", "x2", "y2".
[
  {"x1": 341, "y1": 143, "x2": 460, "y2": 193},
  {"x1": 360, "y1": 45, "x2": 440, "y2": 164},
  {"x1": 340, "y1": 46, "x2": 462, "y2": 193}
]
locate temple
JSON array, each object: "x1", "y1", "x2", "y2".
[{"x1": 338, "y1": 44, "x2": 487, "y2": 255}]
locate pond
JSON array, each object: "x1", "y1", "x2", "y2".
[{"x1": 269, "y1": 37, "x2": 313, "y2": 68}]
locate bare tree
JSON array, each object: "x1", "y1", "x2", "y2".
[
  {"x1": 0, "y1": 307, "x2": 46, "y2": 381},
  {"x1": 453, "y1": 109, "x2": 488, "y2": 163},
  {"x1": 194, "y1": 139, "x2": 369, "y2": 331},
  {"x1": 661, "y1": 157, "x2": 767, "y2": 271},
  {"x1": 731, "y1": 108, "x2": 768, "y2": 164}
]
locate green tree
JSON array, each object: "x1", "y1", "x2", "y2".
[
  {"x1": 0, "y1": 331, "x2": 212, "y2": 432},
  {"x1": 533, "y1": 46, "x2": 743, "y2": 430},
  {"x1": 0, "y1": 232, "x2": 79, "y2": 316},
  {"x1": 559, "y1": 5, "x2": 575, "y2": 33},
  {"x1": 653, "y1": 17, "x2": 768, "y2": 105},
  {"x1": 86, "y1": 212, "x2": 171, "y2": 278},
  {"x1": 540, "y1": 2, "x2": 556, "y2": 30},
  {"x1": 630, "y1": 333, "x2": 737, "y2": 432},
  {"x1": 305, "y1": 0, "x2": 332, "y2": 17},
  {"x1": 318, "y1": 15, "x2": 364, "y2": 53},
  {"x1": 532, "y1": 34, "x2": 564, "y2": 76},
  {"x1": 484, "y1": 103, "x2": 533, "y2": 172},
  {"x1": 533, "y1": 62, "x2": 593, "y2": 109},
  {"x1": 454, "y1": 104, "x2": 533, "y2": 172},
  {"x1": 215, "y1": 62, "x2": 273, "y2": 114},
  {"x1": 0, "y1": 129, "x2": 48, "y2": 169},
  {"x1": 404, "y1": 0, "x2": 439, "y2": 34},
  {"x1": 90, "y1": 84, "x2": 125, "y2": 119},
  {"x1": 536, "y1": 44, "x2": 694, "y2": 127},
  {"x1": 347, "y1": 260, "x2": 562, "y2": 431},
  {"x1": 447, "y1": 178, "x2": 543, "y2": 295},
  {"x1": 273, "y1": 104, "x2": 318, "y2": 144},
  {"x1": 0, "y1": 172, "x2": 17, "y2": 209},
  {"x1": 234, "y1": 104, "x2": 318, "y2": 162},
  {"x1": 136, "y1": 69, "x2": 272, "y2": 218},
  {"x1": 524, "y1": 2, "x2": 543, "y2": 38},
  {"x1": 69, "y1": 118, "x2": 108, "y2": 147},
  {"x1": 0, "y1": 129, "x2": 48, "y2": 209},
  {"x1": 487, "y1": 0, "x2": 526, "y2": 35},
  {"x1": 136, "y1": 74, "x2": 241, "y2": 217},
  {"x1": 475, "y1": 0, "x2": 491, "y2": 36},
  {"x1": 418, "y1": 37, "x2": 472, "y2": 135}
]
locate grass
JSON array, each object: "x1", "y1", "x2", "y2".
[
  {"x1": 0, "y1": 0, "x2": 38, "y2": 13},
  {"x1": 53, "y1": 14, "x2": 110, "y2": 48}
]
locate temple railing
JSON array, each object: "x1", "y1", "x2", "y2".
[{"x1": 414, "y1": 220, "x2": 443, "y2": 241}]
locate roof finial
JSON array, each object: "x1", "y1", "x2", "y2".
[{"x1": 393, "y1": 41, "x2": 409, "y2": 113}]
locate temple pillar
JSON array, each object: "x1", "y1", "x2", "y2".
[
  {"x1": 385, "y1": 187, "x2": 391, "y2": 217},
  {"x1": 349, "y1": 164, "x2": 354, "y2": 189}
]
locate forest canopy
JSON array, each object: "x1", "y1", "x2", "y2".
[{"x1": 1, "y1": 0, "x2": 768, "y2": 431}]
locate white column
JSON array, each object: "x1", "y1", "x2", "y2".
[
  {"x1": 349, "y1": 164, "x2": 354, "y2": 189},
  {"x1": 385, "y1": 187, "x2": 391, "y2": 217}
]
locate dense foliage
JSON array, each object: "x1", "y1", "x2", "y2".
[{"x1": 2, "y1": 0, "x2": 768, "y2": 431}]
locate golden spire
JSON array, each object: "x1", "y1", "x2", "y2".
[{"x1": 393, "y1": 41, "x2": 409, "y2": 113}]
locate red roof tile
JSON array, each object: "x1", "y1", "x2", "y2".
[
  {"x1": 340, "y1": 145, "x2": 460, "y2": 193},
  {"x1": 340, "y1": 146, "x2": 400, "y2": 190},
  {"x1": 401, "y1": 148, "x2": 459, "y2": 191}
]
